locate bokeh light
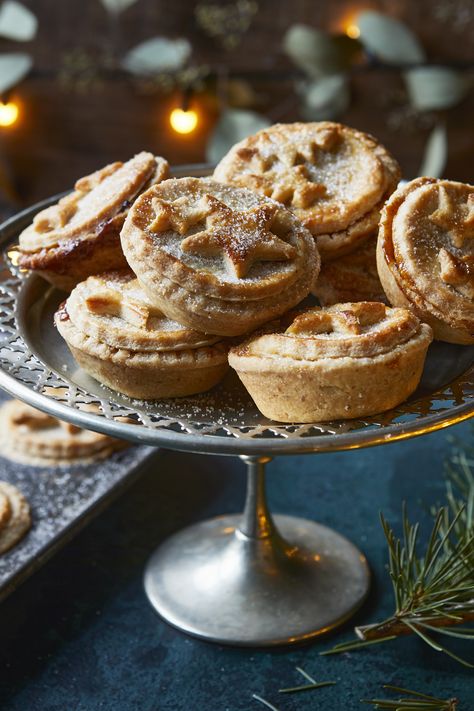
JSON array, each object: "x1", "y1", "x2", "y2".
[
  {"x1": 0, "y1": 101, "x2": 19, "y2": 127},
  {"x1": 169, "y1": 108, "x2": 199, "y2": 135}
]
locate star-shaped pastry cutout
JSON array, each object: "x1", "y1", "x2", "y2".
[
  {"x1": 180, "y1": 195, "x2": 297, "y2": 279},
  {"x1": 148, "y1": 196, "x2": 209, "y2": 235},
  {"x1": 429, "y1": 187, "x2": 474, "y2": 248}
]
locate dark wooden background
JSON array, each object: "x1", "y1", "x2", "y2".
[{"x1": 0, "y1": 0, "x2": 473, "y2": 220}]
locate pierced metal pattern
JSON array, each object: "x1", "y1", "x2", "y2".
[{"x1": 0, "y1": 187, "x2": 473, "y2": 455}]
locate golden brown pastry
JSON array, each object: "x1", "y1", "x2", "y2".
[
  {"x1": 18, "y1": 152, "x2": 169, "y2": 291},
  {"x1": 213, "y1": 122, "x2": 400, "y2": 261},
  {"x1": 120, "y1": 177, "x2": 319, "y2": 336},
  {"x1": 0, "y1": 481, "x2": 31, "y2": 554},
  {"x1": 378, "y1": 177, "x2": 474, "y2": 344},
  {"x1": 229, "y1": 302, "x2": 433, "y2": 422},
  {"x1": 0, "y1": 399, "x2": 129, "y2": 466},
  {"x1": 312, "y1": 237, "x2": 387, "y2": 306},
  {"x1": 55, "y1": 271, "x2": 229, "y2": 399}
]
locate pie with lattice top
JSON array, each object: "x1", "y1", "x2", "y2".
[
  {"x1": 312, "y1": 236, "x2": 386, "y2": 306},
  {"x1": 55, "y1": 271, "x2": 229, "y2": 399},
  {"x1": 377, "y1": 177, "x2": 474, "y2": 344},
  {"x1": 18, "y1": 152, "x2": 169, "y2": 291},
  {"x1": 213, "y1": 121, "x2": 400, "y2": 261},
  {"x1": 120, "y1": 177, "x2": 320, "y2": 336},
  {"x1": 229, "y1": 302, "x2": 432, "y2": 422},
  {"x1": 0, "y1": 399, "x2": 128, "y2": 466}
]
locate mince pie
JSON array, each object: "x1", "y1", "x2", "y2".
[
  {"x1": 377, "y1": 177, "x2": 474, "y2": 344},
  {"x1": 214, "y1": 122, "x2": 400, "y2": 261},
  {"x1": 120, "y1": 177, "x2": 319, "y2": 336},
  {"x1": 18, "y1": 152, "x2": 169, "y2": 290},
  {"x1": 229, "y1": 302, "x2": 432, "y2": 422},
  {"x1": 55, "y1": 271, "x2": 229, "y2": 399}
]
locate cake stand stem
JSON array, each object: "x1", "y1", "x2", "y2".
[
  {"x1": 240, "y1": 455, "x2": 275, "y2": 539},
  {"x1": 144, "y1": 452, "x2": 370, "y2": 646}
]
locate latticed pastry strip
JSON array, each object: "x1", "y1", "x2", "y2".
[
  {"x1": 287, "y1": 302, "x2": 387, "y2": 337},
  {"x1": 85, "y1": 278, "x2": 163, "y2": 329}
]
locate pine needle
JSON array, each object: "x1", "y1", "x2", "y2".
[
  {"x1": 321, "y1": 446, "x2": 474, "y2": 666},
  {"x1": 362, "y1": 684, "x2": 458, "y2": 709}
]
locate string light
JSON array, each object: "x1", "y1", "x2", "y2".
[
  {"x1": 169, "y1": 107, "x2": 198, "y2": 135},
  {"x1": 0, "y1": 101, "x2": 19, "y2": 127},
  {"x1": 345, "y1": 23, "x2": 360, "y2": 38}
]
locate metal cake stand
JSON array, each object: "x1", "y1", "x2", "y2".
[{"x1": 1, "y1": 169, "x2": 474, "y2": 647}]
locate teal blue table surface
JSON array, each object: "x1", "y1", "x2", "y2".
[{"x1": 0, "y1": 422, "x2": 473, "y2": 710}]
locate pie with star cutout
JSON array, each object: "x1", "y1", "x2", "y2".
[
  {"x1": 229, "y1": 302, "x2": 433, "y2": 422},
  {"x1": 120, "y1": 177, "x2": 319, "y2": 336},
  {"x1": 18, "y1": 152, "x2": 169, "y2": 291},
  {"x1": 377, "y1": 177, "x2": 474, "y2": 344},
  {"x1": 213, "y1": 122, "x2": 400, "y2": 261},
  {"x1": 55, "y1": 271, "x2": 229, "y2": 399}
]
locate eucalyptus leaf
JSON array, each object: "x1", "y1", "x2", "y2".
[
  {"x1": 122, "y1": 37, "x2": 192, "y2": 75},
  {"x1": 405, "y1": 66, "x2": 468, "y2": 111},
  {"x1": 283, "y1": 24, "x2": 358, "y2": 78},
  {"x1": 358, "y1": 11, "x2": 425, "y2": 65},
  {"x1": 299, "y1": 74, "x2": 350, "y2": 120},
  {"x1": 418, "y1": 123, "x2": 447, "y2": 178},
  {"x1": 0, "y1": 1, "x2": 37, "y2": 41},
  {"x1": 207, "y1": 109, "x2": 270, "y2": 164},
  {"x1": 100, "y1": 0, "x2": 138, "y2": 14},
  {"x1": 0, "y1": 52, "x2": 32, "y2": 94}
]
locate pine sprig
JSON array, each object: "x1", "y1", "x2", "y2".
[
  {"x1": 322, "y1": 453, "x2": 474, "y2": 666},
  {"x1": 362, "y1": 685, "x2": 458, "y2": 710}
]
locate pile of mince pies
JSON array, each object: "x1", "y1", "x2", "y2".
[{"x1": 15, "y1": 124, "x2": 474, "y2": 423}]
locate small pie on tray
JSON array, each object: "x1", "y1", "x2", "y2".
[
  {"x1": 0, "y1": 399, "x2": 129, "y2": 466},
  {"x1": 228, "y1": 302, "x2": 433, "y2": 422},
  {"x1": 213, "y1": 122, "x2": 400, "y2": 261},
  {"x1": 0, "y1": 481, "x2": 31, "y2": 554},
  {"x1": 378, "y1": 177, "x2": 474, "y2": 344},
  {"x1": 18, "y1": 152, "x2": 169, "y2": 291},
  {"x1": 120, "y1": 177, "x2": 319, "y2": 336},
  {"x1": 55, "y1": 271, "x2": 229, "y2": 399},
  {"x1": 312, "y1": 237, "x2": 387, "y2": 306}
]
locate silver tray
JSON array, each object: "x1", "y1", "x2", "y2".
[{"x1": 0, "y1": 195, "x2": 473, "y2": 456}]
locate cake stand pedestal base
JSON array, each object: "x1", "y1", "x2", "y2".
[{"x1": 144, "y1": 455, "x2": 370, "y2": 646}]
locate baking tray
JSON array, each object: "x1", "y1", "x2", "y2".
[{"x1": 0, "y1": 386, "x2": 155, "y2": 602}]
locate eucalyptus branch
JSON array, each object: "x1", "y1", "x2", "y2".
[
  {"x1": 322, "y1": 451, "x2": 474, "y2": 667},
  {"x1": 362, "y1": 685, "x2": 459, "y2": 710}
]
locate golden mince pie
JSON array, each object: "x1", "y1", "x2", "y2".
[
  {"x1": 0, "y1": 481, "x2": 31, "y2": 555},
  {"x1": 213, "y1": 122, "x2": 400, "y2": 261},
  {"x1": 55, "y1": 272, "x2": 229, "y2": 399},
  {"x1": 18, "y1": 152, "x2": 169, "y2": 291},
  {"x1": 312, "y1": 237, "x2": 387, "y2": 306},
  {"x1": 0, "y1": 399, "x2": 128, "y2": 466},
  {"x1": 229, "y1": 302, "x2": 433, "y2": 423},
  {"x1": 120, "y1": 177, "x2": 319, "y2": 336},
  {"x1": 378, "y1": 177, "x2": 474, "y2": 344}
]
